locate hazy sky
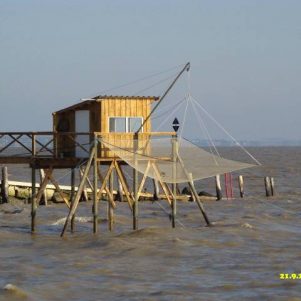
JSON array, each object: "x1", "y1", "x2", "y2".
[{"x1": 1, "y1": 0, "x2": 300, "y2": 141}]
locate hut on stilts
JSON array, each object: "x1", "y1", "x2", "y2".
[{"x1": 0, "y1": 63, "x2": 255, "y2": 236}]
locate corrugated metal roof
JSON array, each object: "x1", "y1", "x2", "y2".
[{"x1": 53, "y1": 95, "x2": 159, "y2": 114}]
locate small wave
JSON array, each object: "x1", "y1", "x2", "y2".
[
  {"x1": 51, "y1": 216, "x2": 92, "y2": 226},
  {"x1": 241, "y1": 222, "x2": 254, "y2": 229}
]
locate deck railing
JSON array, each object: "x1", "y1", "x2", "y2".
[{"x1": 0, "y1": 131, "x2": 176, "y2": 160}]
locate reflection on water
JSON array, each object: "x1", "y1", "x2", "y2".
[{"x1": 0, "y1": 147, "x2": 300, "y2": 300}]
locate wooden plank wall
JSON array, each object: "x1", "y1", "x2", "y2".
[{"x1": 100, "y1": 98, "x2": 153, "y2": 158}]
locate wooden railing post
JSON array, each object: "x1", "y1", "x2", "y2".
[{"x1": 32, "y1": 133, "x2": 36, "y2": 157}]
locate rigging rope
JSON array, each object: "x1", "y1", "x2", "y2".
[{"x1": 190, "y1": 96, "x2": 261, "y2": 166}]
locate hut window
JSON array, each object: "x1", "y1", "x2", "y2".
[
  {"x1": 109, "y1": 117, "x2": 143, "y2": 132},
  {"x1": 128, "y1": 117, "x2": 143, "y2": 132},
  {"x1": 109, "y1": 117, "x2": 126, "y2": 132}
]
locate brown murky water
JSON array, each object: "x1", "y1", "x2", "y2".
[{"x1": 0, "y1": 147, "x2": 300, "y2": 300}]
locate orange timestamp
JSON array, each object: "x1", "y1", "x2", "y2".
[{"x1": 279, "y1": 273, "x2": 301, "y2": 280}]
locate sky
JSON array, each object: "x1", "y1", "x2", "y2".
[{"x1": 1, "y1": 0, "x2": 301, "y2": 141}]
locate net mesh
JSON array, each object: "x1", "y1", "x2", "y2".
[{"x1": 100, "y1": 137, "x2": 255, "y2": 184}]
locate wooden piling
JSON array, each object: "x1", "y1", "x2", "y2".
[
  {"x1": 31, "y1": 168, "x2": 36, "y2": 233},
  {"x1": 39, "y1": 169, "x2": 48, "y2": 205},
  {"x1": 270, "y1": 177, "x2": 275, "y2": 196},
  {"x1": 238, "y1": 175, "x2": 244, "y2": 198},
  {"x1": 70, "y1": 168, "x2": 75, "y2": 233},
  {"x1": 117, "y1": 178, "x2": 124, "y2": 202},
  {"x1": 264, "y1": 176, "x2": 272, "y2": 197},
  {"x1": 1, "y1": 166, "x2": 9, "y2": 203},
  {"x1": 133, "y1": 136, "x2": 138, "y2": 230},
  {"x1": 215, "y1": 175, "x2": 222, "y2": 201},
  {"x1": 188, "y1": 173, "x2": 211, "y2": 226},
  {"x1": 108, "y1": 167, "x2": 114, "y2": 231},
  {"x1": 153, "y1": 179, "x2": 159, "y2": 200},
  {"x1": 93, "y1": 137, "x2": 98, "y2": 234},
  {"x1": 171, "y1": 137, "x2": 178, "y2": 228}
]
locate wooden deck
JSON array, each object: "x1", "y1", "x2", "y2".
[{"x1": 0, "y1": 131, "x2": 176, "y2": 168}]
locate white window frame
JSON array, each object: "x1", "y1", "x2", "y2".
[{"x1": 108, "y1": 117, "x2": 144, "y2": 133}]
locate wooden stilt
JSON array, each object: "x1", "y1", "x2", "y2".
[
  {"x1": 215, "y1": 175, "x2": 222, "y2": 201},
  {"x1": 238, "y1": 175, "x2": 244, "y2": 198},
  {"x1": 152, "y1": 179, "x2": 159, "y2": 200},
  {"x1": 79, "y1": 167, "x2": 89, "y2": 202},
  {"x1": 151, "y1": 163, "x2": 172, "y2": 205},
  {"x1": 61, "y1": 146, "x2": 96, "y2": 237},
  {"x1": 70, "y1": 168, "x2": 75, "y2": 233},
  {"x1": 93, "y1": 138, "x2": 98, "y2": 234},
  {"x1": 117, "y1": 178, "x2": 124, "y2": 202},
  {"x1": 171, "y1": 137, "x2": 178, "y2": 228},
  {"x1": 114, "y1": 162, "x2": 133, "y2": 209},
  {"x1": 264, "y1": 176, "x2": 272, "y2": 197},
  {"x1": 133, "y1": 136, "x2": 138, "y2": 230},
  {"x1": 108, "y1": 166, "x2": 114, "y2": 231},
  {"x1": 188, "y1": 173, "x2": 211, "y2": 226},
  {"x1": 48, "y1": 173, "x2": 70, "y2": 208},
  {"x1": 35, "y1": 169, "x2": 52, "y2": 205},
  {"x1": 177, "y1": 150, "x2": 211, "y2": 226},
  {"x1": 96, "y1": 165, "x2": 116, "y2": 209},
  {"x1": 39, "y1": 169, "x2": 48, "y2": 205},
  {"x1": 31, "y1": 168, "x2": 36, "y2": 233},
  {"x1": 1, "y1": 166, "x2": 9, "y2": 203},
  {"x1": 270, "y1": 177, "x2": 275, "y2": 196}
]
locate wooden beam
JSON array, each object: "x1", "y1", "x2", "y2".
[
  {"x1": 61, "y1": 146, "x2": 96, "y2": 237},
  {"x1": 114, "y1": 161, "x2": 134, "y2": 210}
]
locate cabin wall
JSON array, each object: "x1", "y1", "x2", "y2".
[
  {"x1": 53, "y1": 98, "x2": 154, "y2": 158},
  {"x1": 99, "y1": 98, "x2": 152, "y2": 157},
  {"x1": 54, "y1": 103, "x2": 98, "y2": 158}
]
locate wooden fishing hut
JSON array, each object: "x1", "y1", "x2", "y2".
[{"x1": 0, "y1": 62, "x2": 211, "y2": 236}]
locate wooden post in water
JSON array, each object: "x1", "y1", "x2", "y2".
[
  {"x1": 215, "y1": 175, "x2": 222, "y2": 201},
  {"x1": 39, "y1": 169, "x2": 48, "y2": 205},
  {"x1": 133, "y1": 135, "x2": 139, "y2": 230},
  {"x1": 188, "y1": 173, "x2": 211, "y2": 226},
  {"x1": 70, "y1": 168, "x2": 75, "y2": 233},
  {"x1": 31, "y1": 168, "x2": 36, "y2": 233},
  {"x1": 117, "y1": 178, "x2": 124, "y2": 202},
  {"x1": 171, "y1": 137, "x2": 178, "y2": 228},
  {"x1": 1, "y1": 167, "x2": 9, "y2": 203},
  {"x1": 93, "y1": 136, "x2": 98, "y2": 234},
  {"x1": 153, "y1": 179, "x2": 159, "y2": 200},
  {"x1": 270, "y1": 177, "x2": 275, "y2": 196},
  {"x1": 238, "y1": 175, "x2": 244, "y2": 198},
  {"x1": 264, "y1": 176, "x2": 272, "y2": 197},
  {"x1": 108, "y1": 166, "x2": 114, "y2": 231}
]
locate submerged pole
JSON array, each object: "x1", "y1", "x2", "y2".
[
  {"x1": 171, "y1": 137, "x2": 178, "y2": 228},
  {"x1": 108, "y1": 167, "x2": 114, "y2": 231},
  {"x1": 188, "y1": 173, "x2": 211, "y2": 226},
  {"x1": 1, "y1": 167, "x2": 9, "y2": 203},
  {"x1": 238, "y1": 175, "x2": 244, "y2": 198},
  {"x1": 31, "y1": 167, "x2": 36, "y2": 233},
  {"x1": 270, "y1": 177, "x2": 275, "y2": 196},
  {"x1": 93, "y1": 136, "x2": 98, "y2": 233},
  {"x1": 215, "y1": 175, "x2": 222, "y2": 201},
  {"x1": 70, "y1": 168, "x2": 75, "y2": 233},
  {"x1": 133, "y1": 134, "x2": 138, "y2": 230},
  {"x1": 39, "y1": 169, "x2": 47, "y2": 206},
  {"x1": 264, "y1": 176, "x2": 272, "y2": 197}
]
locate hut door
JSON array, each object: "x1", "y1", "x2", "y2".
[{"x1": 75, "y1": 110, "x2": 90, "y2": 158}]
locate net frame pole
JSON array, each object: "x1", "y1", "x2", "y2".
[
  {"x1": 171, "y1": 137, "x2": 178, "y2": 228},
  {"x1": 93, "y1": 135, "x2": 98, "y2": 234},
  {"x1": 70, "y1": 168, "x2": 75, "y2": 232},
  {"x1": 135, "y1": 62, "x2": 190, "y2": 134},
  {"x1": 108, "y1": 163, "x2": 114, "y2": 231},
  {"x1": 31, "y1": 167, "x2": 36, "y2": 233},
  {"x1": 133, "y1": 134, "x2": 139, "y2": 230}
]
